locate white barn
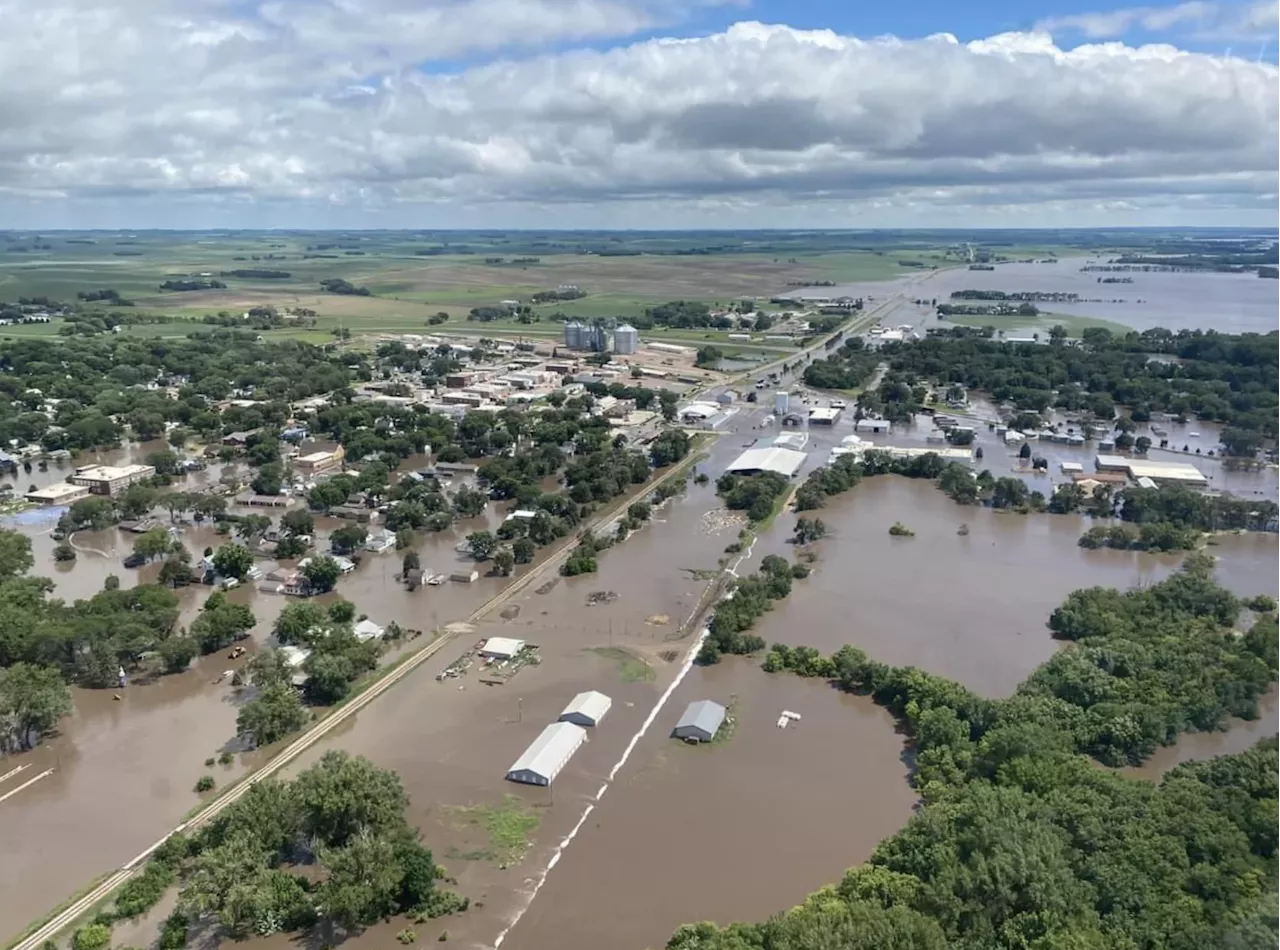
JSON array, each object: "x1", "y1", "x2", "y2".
[
  {"x1": 506, "y1": 722, "x2": 587, "y2": 786},
  {"x1": 559, "y1": 690, "x2": 612, "y2": 727}
]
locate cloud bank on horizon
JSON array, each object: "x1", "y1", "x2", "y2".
[{"x1": 0, "y1": 0, "x2": 1276, "y2": 228}]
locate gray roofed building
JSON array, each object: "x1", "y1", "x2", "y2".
[
  {"x1": 673, "y1": 699, "x2": 726, "y2": 743},
  {"x1": 559, "y1": 690, "x2": 612, "y2": 727},
  {"x1": 724, "y1": 446, "x2": 806, "y2": 479},
  {"x1": 506, "y1": 721, "x2": 588, "y2": 786}
]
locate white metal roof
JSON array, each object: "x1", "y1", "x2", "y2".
[
  {"x1": 1125, "y1": 460, "x2": 1207, "y2": 483},
  {"x1": 507, "y1": 722, "x2": 587, "y2": 782},
  {"x1": 480, "y1": 636, "x2": 526, "y2": 658},
  {"x1": 559, "y1": 690, "x2": 612, "y2": 725},
  {"x1": 353, "y1": 619, "x2": 385, "y2": 641},
  {"x1": 680, "y1": 402, "x2": 719, "y2": 419},
  {"x1": 808, "y1": 407, "x2": 841, "y2": 421},
  {"x1": 725, "y1": 446, "x2": 806, "y2": 478}
]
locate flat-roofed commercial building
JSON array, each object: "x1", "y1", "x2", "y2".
[
  {"x1": 295, "y1": 446, "x2": 345, "y2": 476},
  {"x1": 1124, "y1": 460, "x2": 1208, "y2": 488},
  {"x1": 506, "y1": 722, "x2": 587, "y2": 786},
  {"x1": 70, "y1": 463, "x2": 156, "y2": 497},
  {"x1": 26, "y1": 482, "x2": 91, "y2": 505}
]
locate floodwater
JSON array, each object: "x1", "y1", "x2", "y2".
[
  {"x1": 798, "y1": 259, "x2": 1279, "y2": 334},
  {"x1": 3, "y1": 415, "x2": 1276, "y2": 949},
  {"x1": 0, "y1": 441, "x2": 624, "y2": 942}
]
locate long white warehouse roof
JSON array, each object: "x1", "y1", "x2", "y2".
[
  {"x1": 506, "y1": 721, "x2": 587, "y2": 785},
  {"x1": 725, "y1": 446, "x2": 807, "y2": 478}
]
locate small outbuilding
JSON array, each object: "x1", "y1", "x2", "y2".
[
  {"x1": 506, "y1": 721, "x2": 588, "y2": 786},
  {"x1": 673, "y1": 699, "x2": 726, "y2": 743},
  {"x1": 559, "y1": 690, "x2": 612, "y2": 727},
  {"x1": 480, "y1": 637, "x2": 526, "y2": 660}
]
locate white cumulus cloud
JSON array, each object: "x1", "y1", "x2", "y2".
[{"x1": 0, "y1": 1, "x2": 1275, "y2": 226}]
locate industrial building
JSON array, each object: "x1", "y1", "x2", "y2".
[
  {"x1": 558, "y1": 690, "x2": 612, "y2": 727},
  {"x1": 673, "y1": 699, "x2": 726, "y2": 743},
  {"x1": 871, "y1": 446, "x2": 973, "y2": 462},
  {"x1": 69, "y1": 463, "x2": 156, "y2": 497},
  {"x1": 25, "y1": 482, "x2": 91, "y2": 505},
  {"x1": 479, "y1": 637, "x2": 526, "y2": 660},
  {"x1": 563, "y1": 321, "x2": 608, "y2": 353},
  {"x1": 679, "y1": 402, "x2": 720, "y2": 423},
  {"x1": 1121, "y1": 459, "x2": 1208, "y2": 488},
  {"x1": 613, "y1": 324, "x2": 639, "y2": 355},
  {"x1": 854, "y1": 418, "x2": 891, "y2": 433},
  {"x1": 506, "y1": 721, "x2": 588, "y2": 786},
  {"x1": 724, "y1": 446, "x2": 807, "y2": 479},
  {"x1": 295, "y1": 446, "x2": 345, "y2": 475},
  {"x1": 808, "y1": 406, "x2": 841, "y2": 425},
  {"x1": 1094, "y1": 455, "x2": 1207, "y2": 488}
]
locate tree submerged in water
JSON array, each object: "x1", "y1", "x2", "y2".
[
  {"x1": 888, "y1": 522, "x2": 915, "y2": 537},
  {"x1": 677, "y1": 555, "x2": 1280, "y2": 950}
]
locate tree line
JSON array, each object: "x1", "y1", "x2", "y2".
[{"x1": 670, "y1": 557, "x2": 1278, "y2": 950}]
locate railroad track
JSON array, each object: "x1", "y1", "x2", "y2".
[{"x1": 5, "y1": 445, "x2": 708, "y2": 950}]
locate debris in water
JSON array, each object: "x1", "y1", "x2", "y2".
[
  {"x1": 645, "y1": 613, "x2": 670, "y2": 626},
  {"x1": 500, "y1": 605, "x2": 521, "y2": 621},
  {"x1": 700, "y1": 508, "x2": 747, "y2": 535},
  {"x1": 776, "y1": 710, "x2": 802, "y2": 729},
  {"x1": 535, "y1": 578, "x2": 559, "y2": 595},
  {"x1": 586, "y1": 590, "x2": 618, "y2": 606},
  {"x1": 957, "y1": 523, "x2": 970, "y2": 536}
]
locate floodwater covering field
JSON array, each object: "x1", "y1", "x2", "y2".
[{"x1": 799, "y1": 259, "x2": 1279, "y2": 335}]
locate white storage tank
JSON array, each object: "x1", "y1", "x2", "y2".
[{"x1": 774, "y1": 391, "x2": 790, "y2": 415}]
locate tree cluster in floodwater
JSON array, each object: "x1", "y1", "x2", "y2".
[{"x1": 675, "y1": 555, "x2": 1278, "y2": 950}]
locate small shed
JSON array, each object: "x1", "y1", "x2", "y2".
[
  {"x1": 673, "y1": 699, "x2": 726, "y2": 743},
  {"x1": 353, "y1": 619, "x2": 385, "y2": 642},
  {"x1": 506, "y1": 721, "x2": 587, "y2": 786},
  {"x1": 559, "y1": 690, "x2": 612, "y2": 727},
  {"x1": 480, "y1": 637, "x2": 526, "y2": 660}
]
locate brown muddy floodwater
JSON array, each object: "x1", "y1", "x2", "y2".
[
  {"x1": 0, "y1": 458, "x2": 565, "y2": 943},
  {"x1": 4, "y1": 428, "x2": 1275, "y2": 950},
  {"x1": 744, "y1": 476, "x2": 1279, "y2": 697}
]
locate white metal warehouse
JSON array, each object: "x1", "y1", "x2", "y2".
[
  {"x1": 724, "y1": 446, "x2": 806, "y2": 479},
  {"x1": 506, "y1": 721, "x2": 587, "y2": 786},
  {"x1": 558, "y1": 690, "x2": 612, "y2": 727}
]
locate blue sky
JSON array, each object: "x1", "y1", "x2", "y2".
[{"x1": 0, "y1": 0, "x2": 1275, "y2": 228}]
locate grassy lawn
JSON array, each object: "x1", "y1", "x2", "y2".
[
  {"x1": 445, "y1": 795, "x2": 541, "y2": 864},
  {"x1": 587, "y1": 646, "x2": 656, "y2": 683}
]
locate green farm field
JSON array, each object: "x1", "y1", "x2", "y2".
[{"x1": 0, "y1": 229, "x2": 1149, "y2": 342}]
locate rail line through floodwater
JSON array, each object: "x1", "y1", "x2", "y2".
[{"x1": 491, "y1": 537, "x2": 758, "y2": 948}]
